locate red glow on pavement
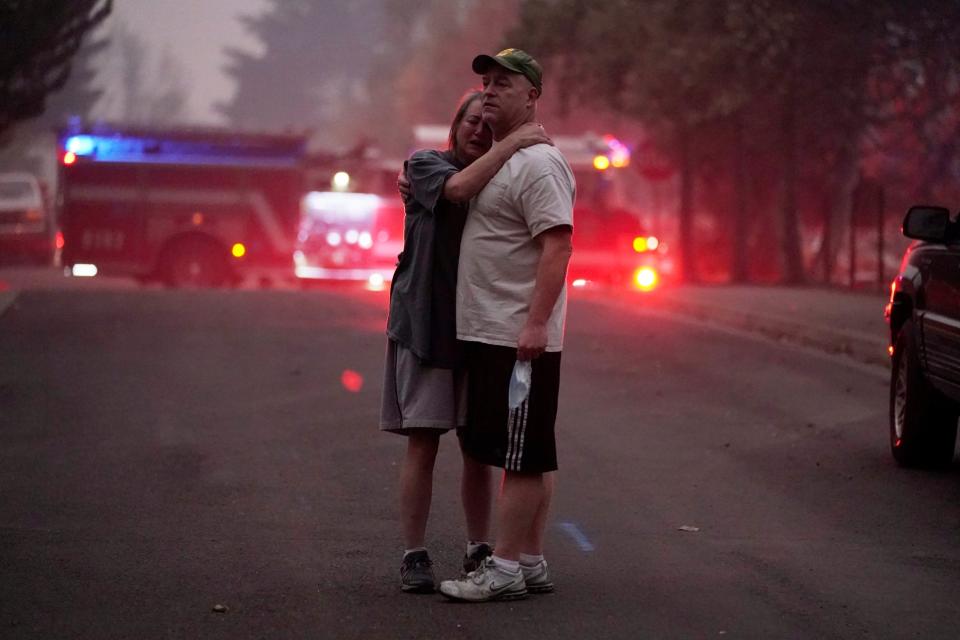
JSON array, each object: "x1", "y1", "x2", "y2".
[
  {"x1": 341, "y1": 370, "x2": 364, "y2": 392},
  {"x1": 0, "y1": 280, "x2": 8, "y2": 291}
]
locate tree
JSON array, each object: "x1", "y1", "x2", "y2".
[
  {"x1": 220, "y1": 0, "x2": 521, "y2": 154},
  {"x1": 513, "y1": 0, "x2": 960, "y2": 285},
  {"x1": 218, "y1": 0, "x2": 388, "y2": 140},
  {"x1": 515, "y1": 0, "x2": 761, "y2": 282},
  {"x1": 0, "y1": 31, "x2": 108, "y2": 176},
  {"x1": 0, "y1": 0, "x2": 111, "y2": 137},
  {"x1": 98, "y1": 24, "x2": 189, "y2": 126}
]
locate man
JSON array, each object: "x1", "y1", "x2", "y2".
[{"x1": 439, "y1": 48, "x2": 575, "y2": 603}]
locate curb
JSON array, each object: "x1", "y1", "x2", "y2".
[
  {"x1": 657, "y1": 297, "x2": 890, "y2": 368},
  {"x1": 0, "y1": 290, "x2": 18, "y2": 318}
]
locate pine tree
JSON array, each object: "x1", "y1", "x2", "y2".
[
  {"x1": 218, "y1": 0, "x2": 388, "y2": 137},
  {"x1": 0, "y1": 0, "x2": 112, "y2": 137}
]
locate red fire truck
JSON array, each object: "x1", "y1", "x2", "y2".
[
  {"x1": 57, "y1": 124, "x2": 307, "y2": 286},
  {"x1": 553, "y1": 132, "x2": 673, "y2": 291},
  {"x1": 294, "y1": 154, "x2": 405, "y2": 288}
]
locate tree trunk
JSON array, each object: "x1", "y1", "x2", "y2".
[
  {"x1": 678, "y1": 124, "x2": 697, "y2": 283},
  {"x1": 731, "y1": 113, "x2": 749, "y2": 283},
  {"x1": 778, "y1": 91, "x2": 805, "y2": 285},
  {"x1": 822, "y1": 141, "x2": 860, "y2": 285}
]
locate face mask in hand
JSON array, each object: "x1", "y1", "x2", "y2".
[{"x1": 508, "y1": 360, "x2": 532, "y2": 409}]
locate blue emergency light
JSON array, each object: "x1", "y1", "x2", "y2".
[{"x1": 61, "y1": 130, "x2": 305, "y2": 167}]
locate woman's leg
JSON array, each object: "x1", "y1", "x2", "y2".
[{"x1": 399, "y1": 429, "x2": 441, "y2": 549}]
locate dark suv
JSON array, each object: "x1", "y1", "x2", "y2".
[{"x1": 886, "y1": 205, "x2": 960, "y2": 468}]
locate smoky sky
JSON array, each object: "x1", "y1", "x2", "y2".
[{"x1": 107, "y1": 0, "x2": 268, "y2": 123}]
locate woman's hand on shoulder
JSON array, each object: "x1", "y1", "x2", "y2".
[{"x1": 506, "y1": 122, "x2": 552, "y2": 151}]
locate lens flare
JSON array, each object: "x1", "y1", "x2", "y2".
[{"x1": 341, "y1": 369, "x2": 364, "y2": 393}]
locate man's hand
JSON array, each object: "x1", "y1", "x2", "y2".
[
  {"x1": 397, "y1": 169, "x2": 411, "y2": 201},
  {"x1": 516, "y1": 321, "x2": 548, "y2": 361}
]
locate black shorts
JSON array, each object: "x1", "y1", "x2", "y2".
[{"x1": 461, "y1": 342, "x2": 561, "y2": 473}]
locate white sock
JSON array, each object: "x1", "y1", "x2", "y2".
[
  {"x1": 491, "y1": 554, "x2": 520, "y2": 573},
  {"x1": 466, "y1": 541, "x2": 490, "y2": 556},
  {"x1": 403, "y1": 547, "x2": 427, "y2": 558},
  {"x1": 519, "y1": 553, "x2": 544, "y2": 567}
]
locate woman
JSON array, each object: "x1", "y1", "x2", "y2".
[{"x1": 380, "y1": 90, "x2": 550, "y2": 593}]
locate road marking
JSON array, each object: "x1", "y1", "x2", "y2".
[{"x1": 557, "y1": 521, "x2": 595, "y2": 552}]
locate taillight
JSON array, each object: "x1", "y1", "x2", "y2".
[{"x1": 55, "y1": 231, "x2": 64, "y2": 249}]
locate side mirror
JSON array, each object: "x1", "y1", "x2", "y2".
[{"x1": 902, "y1": 205, "x2": 952, "y2": 242}]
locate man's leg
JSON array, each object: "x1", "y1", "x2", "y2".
[
  {"x1": 399, "y1": 430, "x2": 440, "y2": 549},
  {"x1": 518, "y1": 471, "x2": 555, "y2": 593},
  {"x1": 491, "y1": 470, "x2": 548, "y2": 560},
  {"x1": 522, "y1": 470, "x2": 554, "y2": 555}
]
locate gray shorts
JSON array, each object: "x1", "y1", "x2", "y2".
[{"x1": 379, "y1": 339, "x2": 467, "y2": 434}]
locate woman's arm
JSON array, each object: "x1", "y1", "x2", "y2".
[{"x1": 443, "y1": 123, "x2": 551, "y2": 203}]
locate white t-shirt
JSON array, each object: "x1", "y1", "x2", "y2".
[{"x1": 456, "y1": 142, "x2": 576, "y2": 350}]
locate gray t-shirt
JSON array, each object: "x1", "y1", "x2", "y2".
[
  {"x1": 387, "y1": 149, "x2": 467, "y2": 367},
  {"x1": 456, "y1": 143, "x2": 575, "y2": 350}
]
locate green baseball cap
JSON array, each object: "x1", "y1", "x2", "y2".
[{"x1": 472, "y1": 48, "x2": 543, "y2": 94}]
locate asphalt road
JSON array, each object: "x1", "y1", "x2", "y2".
[{"x1": 2, "y1": 282, "x2": 958, "y2": 639}]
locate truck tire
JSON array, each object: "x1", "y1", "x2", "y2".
[
  {"x1": 160, "y1": 236, "x2": 232, "y2": 288},
  {"x1": 889, "y1": 319, "x2": 959, "y2": 468}
]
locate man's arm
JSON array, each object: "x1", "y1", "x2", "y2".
[
  {"x1": 516, "y1": 225, "x2": 573, "y2": 361},
  {"x1": 443, "y1": 123, "x2": 550, "y2": 203}
]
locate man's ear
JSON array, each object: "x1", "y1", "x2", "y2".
[{"x1": 526, "y1": 86, "x2": 540, "y2": 106}]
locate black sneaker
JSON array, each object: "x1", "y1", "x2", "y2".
[
  {"x1": 461, "y1": 543, "x2": 493, "y2": 576},
  {"x1": 400, "y1": 550, "x2": 436, "y2": 593}
]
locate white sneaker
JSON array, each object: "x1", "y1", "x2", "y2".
[
  {"x1": 439, "y1": 557, "x2": 527, "y2": 602},
  {"x1": 521, "y1": 559, "x2": 554, "y2": 593}
]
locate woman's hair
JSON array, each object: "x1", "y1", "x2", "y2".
[{"x1": 448, "y1": 90, "x2": 483, "y2": 160}]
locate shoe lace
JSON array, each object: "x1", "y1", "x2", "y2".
[{"x1": 471, "y1": 558, "x2": 494, "y2": 584}]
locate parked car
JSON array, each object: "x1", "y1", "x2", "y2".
[
  {"x1": 0, "y1": 172, "x2": 54, "y2": 266},
  {"x1": 885, "y1": 205, "x2": 960, "y2": 467}
]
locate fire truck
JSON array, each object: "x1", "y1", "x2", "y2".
[
  {"x1": 552, "y1": 132, "x2": 673, "y2": 291},
  {"x1": 57, "y1": 124, "x2": 307, "y2": 286},
  {"x1": 293, "y1": 152, "x2": 405, "y2": 288}
]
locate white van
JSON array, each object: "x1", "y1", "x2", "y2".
[{"x1": 0, "y1": 172, "x2": 53, "y2": 265}]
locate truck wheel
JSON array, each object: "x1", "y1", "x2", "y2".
[
  {"x1": 161, "y1": 237, "x2": 232, "y2": 288},
  {"x1": 889, "y1": 319, "x2": 959, "y2": 468}
]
